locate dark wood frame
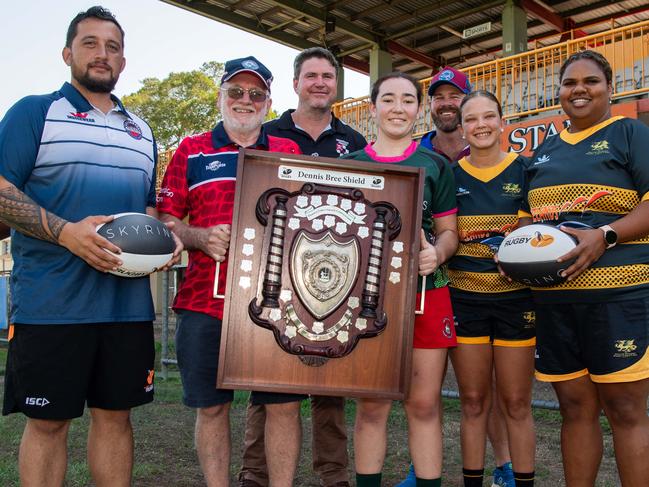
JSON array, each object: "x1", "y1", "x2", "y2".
[{"x1": 217, "y1": 149, "x2": 424, "y2": 399}]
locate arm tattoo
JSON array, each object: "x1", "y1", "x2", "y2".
[{"x1": 0, "y1": 185, "x2": 68, "y2": 243}]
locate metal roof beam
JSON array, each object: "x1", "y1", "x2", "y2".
[
  {"x1": 258, "y1": 6, "x2": 285, "y2": 21},
  {"x1": 341, "y1": 56, "x2": 370, "y2": 74},
  {"x1": 521, "y1": 0, "x2": 565, "y2": 31},
  {"x1": 326, "y1": 0, "x2": 358, "y2": 10},
  {"x1": 266, "y1": 0, "x2": 381, "y2": 44},
  {"x1": 229, "y1": 0, "x2": 257, "y2": 11},
  {"x1": 521, "y1": 0, "x2": 589, "y2": 37},
  {"x1": 350, "y1": 0, "x2": 412, "y2": 21},
  {"x1": 161, "y1": 1, "x2": 314, "y2": 49},
  {"x1": 422, "y1": 18, "x2": 545, "y2": 57},
  {"x1": 385, "y1": 0, "x2": 506, "y2": 41},
  {"x1": 386, "y1": 41, "x2": 438, "y2": 68},
  {"x1": 375, "y1": 0, "x2": 456, "y2": 30},
  {"x1": 161, "y1": 1, "x2": 369, "y2": 75}
]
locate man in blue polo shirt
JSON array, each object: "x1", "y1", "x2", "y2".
[{"x1": 0, "y1": 7, "x2": 168, "y2": 486}]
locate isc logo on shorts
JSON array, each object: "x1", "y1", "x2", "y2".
[{"x1": 25, "y1": 397, "x2": 50, "y2": 407}]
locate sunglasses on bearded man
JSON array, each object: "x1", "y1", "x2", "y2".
[{"x1": 221, "y1": 86, "x2": 269, "y2": 103}]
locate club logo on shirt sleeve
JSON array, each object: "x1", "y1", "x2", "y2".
[
  {"x1": 124, "y1": 119, "x2": 143, "y2": 140},
  {"x1": 157, "y1": 187, "x2": 174, "y2": 203}
]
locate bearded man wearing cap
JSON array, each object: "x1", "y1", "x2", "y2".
[
  {"x1": 158, "y1": 56, "x2": 304, "y2": 487},
  {"x1": 420, "y1": 66, "x2": 472, "y2": 162}
]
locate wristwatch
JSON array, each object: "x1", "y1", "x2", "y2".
[{"x1": 599, "y1": 225, "x2": 618, "y2": 249}]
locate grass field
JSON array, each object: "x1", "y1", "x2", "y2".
[{"x1": 0, "y1": 343, "x2": 622, "y2": 486}]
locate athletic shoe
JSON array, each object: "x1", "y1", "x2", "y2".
[
  {"x1": 395, "y1": 464, "x2": 416, "y2": 487},
  {"x1": 492, "y1": 461, "x2": 515, "y2": 487}
]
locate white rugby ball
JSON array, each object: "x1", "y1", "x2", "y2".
[
  {"x1": 497, "y1": 224, "x2": 577, "y2": 287},
  {"x1": 96, "y1": 212, "x2": 175, "y2": 278}
]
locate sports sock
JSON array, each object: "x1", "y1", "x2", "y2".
[
  {"x1": 356, "y1": 472, "x2": 382, "y2": 487},
  {"x1": 514, "y1": 471, "x2": 535, "y2": 486},
  {"x1": 415, "y1": 477, "x2": 441, "y2": 486},
  {"x1": 462, "y1": 468, "x2": 484, "y2": 487}
]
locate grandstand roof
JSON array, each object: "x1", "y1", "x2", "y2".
[{"x1": 161, "y1": 0, "x2": 649, "y2": 78}]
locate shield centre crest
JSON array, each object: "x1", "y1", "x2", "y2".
[{"x1": 291, "y1": 231, "x2": 359, "y2": 320}]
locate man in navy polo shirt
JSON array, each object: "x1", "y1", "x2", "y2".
[
  {"x1": 0, "y1": 6, "x2": 173, "y2": 486},
  {"x1": 158, "y1": 56, "x2": 303, "y2": 487},
  {"x1": 264, "y1": 47, "x2": 366, "y2": 159},
  {"x1": 239, "y1": 47, "x2": 366, "y2": 487}
]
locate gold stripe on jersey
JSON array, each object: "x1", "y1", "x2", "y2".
[
  {"x1": 458, "y1": 152, "x2": 519, "y2": 183},
  {"x1": 559, "y1": 116, "x2": 624, "y2": 145},
  {"x1": 529, "y1": 184, "x2": 639, "y2": 220},
  {"x1": 532, "y1": 264, "x2": 649, "y2": 291},
  {"x1": 457, "y1": 214, "x2": 519, "y2": 241},
  {"x1": 456, "y1": 242, "x2": 494, "y2": 258},
  {"x1": 448, "y1": 269, "x2": 527, "y2": 293}
]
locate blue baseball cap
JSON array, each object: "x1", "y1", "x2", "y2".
[
  {"x1": 428, "y1": 66, "x2": 472, "y2": 96},
  {"x1": 221, "y1": 56, "x2": 274, "y2": 91}
]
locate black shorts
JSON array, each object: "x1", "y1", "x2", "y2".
[
  {"x1": 3, "y1": 322, "x2": 155, "y2": 420},
  {"x1": 452, "y1": 295, "x2": 536, "y2": 347},
  {"x1": 535, "y1": 297, "x2": 649, "y2": 383},
  {"x1": 175, "y1": 310, "x2": 306, "y2": 408}
]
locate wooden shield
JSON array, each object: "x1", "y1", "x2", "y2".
[{"x1": 217, "y1": 149, "x2": 424, "y2": 399}]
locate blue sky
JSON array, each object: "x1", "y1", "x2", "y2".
[{"x1": 0, "y1": 0, "x2": 369, "y2": 116}]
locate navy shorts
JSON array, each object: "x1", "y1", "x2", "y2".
[
  {"x1": 452, "y1": 295, "x2": 536, "y2": 347},
  {"x1": 3, "y1": 322, "x2": 154, "y2": 420},
  {"x1": 175, "y1": 310, "x2": 305, "y2": 407},
  {"x1": 535, "y1": 297, "x2": 649, "y2": 383}
]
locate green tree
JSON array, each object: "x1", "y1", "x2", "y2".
[{"x1": 123, "y1": 62, "x2": 224, "y2": 150}]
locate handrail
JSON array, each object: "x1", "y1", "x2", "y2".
[{"x1": 333, "y1": 19, "x2": 649, "y2": 140}]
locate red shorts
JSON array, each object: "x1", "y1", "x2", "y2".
[{"x1": 413, "y1": 286, "x2": 457, "y2": 349}]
